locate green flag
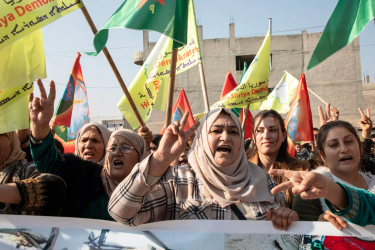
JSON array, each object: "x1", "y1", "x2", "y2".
[
  {"x1": 86, "y1": 0, "x2": 189, "y2": 56},
  {"x1": 308, "y1": 0, "x2": 375, "y2": 70}
]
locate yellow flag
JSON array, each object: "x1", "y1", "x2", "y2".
[
  {"x1": 211, "y1": 31, "x2": 270, "y2": 109},
  {"x1": 259, "y1": 71, "x2": 299, "y2": 114},
  {"x1": 0, "y1": 0, "x2": 84, "y2": 51},
  {"x1": 0, "y1": 82, "x2": 33, "y2": 111},
  {"x1": 0, "y1": 29, "x2": 46, "y2": 90},
  {"x1": 0, "y1": 95, "x2": 30, "y2": 134},
  {"x1": 118, "y1": 0, "x2": 201, "y2": 129}
]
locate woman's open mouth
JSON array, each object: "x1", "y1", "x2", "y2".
[
  {"x1": 339, "y1": 156, "x2": 353, "y2": 162},
  {"x1": 113, "y1": 160, "x2": 124, "y2": 168},
  {"x1": 217, "y1": 145, "x2": 231, "y2": 153},
  {"x1": 84, "y1": 152, "x2": 95, "y2": 159}
]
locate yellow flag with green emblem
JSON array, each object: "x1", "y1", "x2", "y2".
[
  {"x1": 118, "y1": 0, "x2": 201, "y2": 129},
  {"x1": 259, "y1": 71, "x2": 299, "y2": 114},
  {"x1": 211, "y1": 31, "x2": 270, "y2": 109}
]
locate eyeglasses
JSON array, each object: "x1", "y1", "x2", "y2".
[{"x1": 107, "y1": 145, "x2": 134, "y2": 155}]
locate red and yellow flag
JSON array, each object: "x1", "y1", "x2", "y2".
[
  {"x1": 285, "y1": 73, "x2": 314, "y2": 157},
  {"x1": 160, "y1": 88, "x2": 194, "y2": 134}
]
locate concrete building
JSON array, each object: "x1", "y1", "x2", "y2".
[
  {"x1": 135, "y1": 23, "x2": 374, "y2": 133},
  {"x1": 90, "y1": 116, "x2": 132, "y2": 132}
]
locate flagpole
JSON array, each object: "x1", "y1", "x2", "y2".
[
  {"x1": 241, "y1": 106, "x2": 250, "y2": 137},
  {"x1": 198, "y1": 63, "x2": 210, "y2": 112},
  {"x1": 307, "y1": 87, "x2": 328, "y2": 105},
  {"x1": 165, "y1": 48, "x2": 179, "y2": 127},
  {"x1": 80, "y1": 6, "x2": 146, "y2": 127}
]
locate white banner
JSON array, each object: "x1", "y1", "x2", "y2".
[{"x1": 1, "y1": 215, "x2": 375, "y2": 249}]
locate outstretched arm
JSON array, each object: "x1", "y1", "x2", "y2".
[{"x1": 269, "y1": 170, "x2": 349, "y2": 210}]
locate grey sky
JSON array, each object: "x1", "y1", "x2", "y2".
[{"x1": 38, "y1": 0, "x2": 375, "y2": 118}]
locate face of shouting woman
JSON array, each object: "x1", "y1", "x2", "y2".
[
  {"x1": 208, "y1": 113, "x2": 241, "y2": 167},
  {"x1": 106, "y1": 136, "x2": 140, "y2": 181},
  {"x1": 78, "y1": 127, "x2": 105, "y2": 163},
  {"x1": 320, "y1": 127, "x2": 361, "y2": 177},
  {"x1": 254, "y1": 116, "x2": 286, "y2": 158}
]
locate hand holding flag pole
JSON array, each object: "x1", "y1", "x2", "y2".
[{"x1": 80, "y1": 5, "x2": 145, "y2": 127}]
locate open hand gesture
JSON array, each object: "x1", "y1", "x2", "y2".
[
  {"x1": 29, "y1": 79, "x2": 56, "y2": 126},
  {"x1": 358, "y1": 108, "x2": 372, "y2": 139},
  {"x1": 154, "y1": 112, "x2": 200, "y2": 167}
]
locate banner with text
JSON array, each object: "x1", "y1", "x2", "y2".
[
  {"x1": 1, "y1": 215, "x2": 375, "y2": 250},
  {"x1": 0, "y1": 82, "x2": 33, "y2": 112},
  {"x1": 0, "y1": 0, "x2": 84, "y2": 51}
]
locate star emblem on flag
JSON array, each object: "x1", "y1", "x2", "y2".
[{"x1": 138, "y1": 0, "x2": 165, "y2": 9}]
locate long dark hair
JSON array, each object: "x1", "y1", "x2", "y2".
[
  {"x1": 249, "y1": 110, "x2": 293, "y2": 163},
  {"x1": 249, "y1": 110, "x2": 297, "y2": 208},
  {"x1": 317, "y1": 121, "x2": 363, "y2": 171}
]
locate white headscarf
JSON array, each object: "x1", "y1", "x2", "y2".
[
  {"x1": 75, "y1": 122, "x2": 111, "y2": 165},
  {"x1": 101, "y1": 129, "x2": 149, "y2": 197},
  {"x1": 188, "y1": 108, "x2": 275, "y2": 208}
]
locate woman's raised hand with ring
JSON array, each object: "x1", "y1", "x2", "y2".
[{"x1": 266, "y1": 207, "x2": 299, "y2": 231}]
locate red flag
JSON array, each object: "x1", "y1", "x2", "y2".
[
  {"x1": 160, "y1": 89, "x2": 194, "y2": 134},
  {"x1": 284, "y1": 73, "x2": 314, "y2": 157},
  {"x1": 240, "y1": 110, "x2": 253, "y2": 139},
  {"x1": 221, "y1": 71, "x2": 238, "y2": 97},
  {"x1": 220, "y1": 71, "x2": 253, "y2": 139}
]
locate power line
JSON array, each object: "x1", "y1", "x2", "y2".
[
  {"x1": 45, "y1": 55, "x2": 133, "y2": 59},
  {"x1": 45, "y1": 45, "x2": 142, "y2": 54},
  {"x1": 41, "y1": 79, "x2": 121, "y2": 89},
  {"x1": 237, "y1": 25, "x2": 325, "y2": 37}
]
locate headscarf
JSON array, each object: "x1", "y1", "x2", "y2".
[
  {"x1": 101, "y1": 129, "x2": 148, "y2": 197},
  {"x1": 74, "y1": 122, "x2": 111, "y2": 165},
  {"x1": 0, "y1": 132, "x2": 26, "y2": 171},
  {"x1": 188, "y1": 108, "x2": 275, "y2": 208}
]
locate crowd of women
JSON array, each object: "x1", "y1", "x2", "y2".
[{"x1": 1, "y1": 79, "x2": 375, "y2": 235}]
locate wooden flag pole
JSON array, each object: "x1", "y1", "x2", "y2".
[
  {"x1": 198, "y1": 63, "x2": 210, "y2": 112},
  {"x1": 242, "y1": 105, "x2": 250, "y2": 137},
  {"x1": 307, "y1": 87, "x2": 328, "y2": 105},
  {"x1": 165, "y1": 48, "x2": 179, "y2": 128},
  {"x1": 80, "y1": 6, "x2": 145, "y2": 127}
]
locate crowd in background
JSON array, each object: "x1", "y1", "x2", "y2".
[{"x1": 1, "y1": 79, "x2": 375, "y2": 241}]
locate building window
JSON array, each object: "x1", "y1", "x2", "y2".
[
  {"x1": 236, "y1": 54, "x2": 273, "y2": 71},
  {"x1": 236, "y1": 55, "x2": 255, "y2": 71}
]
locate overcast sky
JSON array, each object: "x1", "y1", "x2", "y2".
[{"x1": 37, "y1": 0, "x2": 375, "y2": 118}]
